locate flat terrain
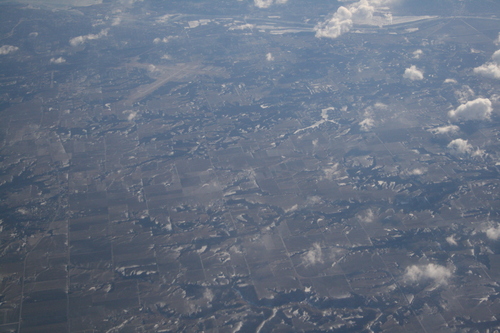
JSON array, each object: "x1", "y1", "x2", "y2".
[{"x1": 1, "y1": 0, "x2": 500, "y2": 332}]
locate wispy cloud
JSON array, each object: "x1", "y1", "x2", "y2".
[
  {"x1": 428, "y1": 125, "x2": 459, "y2": 135},
  {"x1": 254, "y1": 0, "x2": 288, "y2": 8},
  {"x1": 446, "y1": 235, "x2": 458, "y2": 246},
  {"x1": 69, "y1": 29, "x2": 109, "y2": 47},
  {"x1": 404, "y1": 263, "x2": 453, "y2": 286},
  {"x1": 357, "y1": 208, "x2": 375, "y2": 223},
  {"x1": 322, "y1": 163, "x2": 343, "y2": 181},
  {"x1": 359, "y1": 117, "x2": 375, "y2": 131},
  {"x1": 0, "y1": 45, "x2": 19, "y2": 55},
  {"x1": 50, "y1": 57, "x2": 66, "y2": 64},
  {"x1": 229, "y1": 23, "x2": 255, "y2": 31},
  {"x1": 303, "y1": 243, "x2": 323, "y2": 265}
]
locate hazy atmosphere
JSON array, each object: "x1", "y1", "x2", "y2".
[{"x1": 1, "y1": 0, "x2": 500, "y2": 332}]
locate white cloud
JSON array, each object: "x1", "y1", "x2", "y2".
[
  {"x1": 474, "y1": 62, "x2": 500, "y2": 79},
  {"x1": 0, "y1": 45, "x2": 19, "y2": 55},
  {"x1": 306, "y1": 195, "x2": 322, "y2": 205},
  {"x1": 448, "y1": 98, "x2": 492, "y2": 121},
  {"x1": 254, "y1": 0, "x2": 288, "y2": 8},
  {"x1": 147, "y1": 64, "x2": 158, "y2": 72},
  {"x1": 153, "y1": 37, "x2": 171, "y2": 44},
  {"x1": 266, "y1": 52, "x2": 274, "y2": 61},
  {"x1": 119, "y1": 0, "x2": 144, "y2": 4},
  {"x1": 357, "y1": 209, "x2": 375, "y2": 223},
  {"x1": 428, "y1": 125, "x2": 459, "y2": 135},
  {"x1": 156, "y1": 14, "x2": 175, "y2": 23},
  {"x1": 403, "y1": 65, "x2": 423, "y2": 80},
  {"x1": 486, "y1": 225, "x2": 500, "y2": 240},
  {"x1": 404, "y1": 263, "x2": 452, "y2": 285},
  {"x1": 446, "y1": 235, "x2": 458, "y2": 246},
  {"x1": 126, "y1": 111, "x2": 138, "y2": 121},
  {"x1": 474, "y1": 50, "x2": 500, "y2": 79},
  {"x1": 359, "y1": 117, "x2": 374, "y2": 131},
  {"x1": 315, "y1": 6, "x2": 353, "y2": 39},
  {"x1": 373, "y1": 102, "x2": 387, "y2": 109},
  {"x1": 444, "y1": 78, "x2": 457, "y2": 84},
  {"x1": 303, "y1": 243, "x2": 323, "y2": 265},
  {"x1": 322, "y1": 163, "x2": 342, "y2": 180},
  {"x1": 407, "y1": 168, "x2": 427, "y2": 176},
  {"x1": 447, "y1": 138, "x2": 472, "y2": 154},
  {"x1": 315, "y1": 0, "x2": 395, "y2": 39},
  {"x1": 413, "y1": 49, "x2": 423, "y2": 59},
  {"x1": 70, "y1": 29, "x2": 109, "y2": 47},
  {"x1": 112, "y1": 17, "x2": 122, "y2": 26},
  {"x1": 50, "y1": 57, "x2": 66, "y2": 64},
  {"x1": 229, "y1": 23, "x2": 255, "y2": 31},
  {"x1": 454, "y1": 85, "x2": 475, "y2": 104}
]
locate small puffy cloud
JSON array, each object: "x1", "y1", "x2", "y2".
[
  {"x1": 50, "y1": 57, "x2": 66, "y2": 64},
  {"x1": 444, "y1": 78, "x2": 457, "y2": 84},
  {"x1": 359, "y1": 117, "x2": 374, "y2": 131},
  {"x1": 125, "y1": 110, "x2": 138, "y2": 121},
  {"x1": 266, "y1": 52, "x2": 274, "y2": 61},
  {"x1": 407, "y1": 168, "x2": 427, "y2": 176},
  {"x1": 403, "y1": 65, "x2": 423, "y2": 80},
  {"x1": 0, "y1": 45, "x2": 19, "y2": 55},
  {"x1": 474, "y1": 50, "x2": 500, "y2": 79},
  {"x1": 147, "y1": 64, "x2": 158, "y2": 72},
  {"x1": 404, "y1": 263, "x2": 453, "y2": 285},
  {"x1": 254, "y1": 0, "x2": 288, "y2": 8},
  {"x1": 413, "y1": 49, "x2": 423, "y2": 59},
  {"x1": 486, "y1": 225, "x2": 500, "y2": 240},
  {"x1": 153, "y1": 37, "x2": 171, "y2": 44},
  {"x1": 70, "y1": 29, "x2": 109, "y2": 47},
  {"x1": 447, "y1": 138, "x2": 472, "y2": 154},
  {"x1": 428, "y1": 125, "x2": 459, "y2": 135},
  {"x1": 448, "y1": 98, "x2": 492, "y2": 121},
  {"x1": 303, "y1": 243, "x2": 323, "y2": 265}
]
